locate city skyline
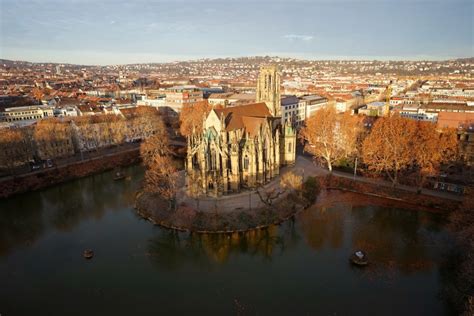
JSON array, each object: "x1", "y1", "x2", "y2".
[{"x1": 1, "y1": 0, "x2": 472, "y2": 65}]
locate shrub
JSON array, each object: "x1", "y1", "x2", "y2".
[{"x1": 302, "y1": 176, "x2": 320, "y2": 204}]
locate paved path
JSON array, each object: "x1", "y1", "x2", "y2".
[
  {"x1": 0, "y1": 143, "x2": 140, "y2": 183},
  {"x1": 297, "y1": 155, "x2": 464, "y2": 202},
  {"x1": 178, "y1": 154, "x2": 463, "y2": 212}
]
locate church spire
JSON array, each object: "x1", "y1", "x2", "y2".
[{"x1": 256, "y1": 64, "x2": 281, "y2": 117}]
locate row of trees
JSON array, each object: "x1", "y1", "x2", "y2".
[
  {"x1": 300, "y1": 106, "x2": 459, "y2": 187},
  {"x1": 0, "y1": 107, "x2": 167, "y2": 173}
]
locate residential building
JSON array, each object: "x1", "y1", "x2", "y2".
[
  {"x1": 281, "y1": 95, "x2": 301, "y2": 126},
  {"x1": 300, "y1": 95, "x2": 328, "y2": 118},
  {"x1": 165, "y1": 86, "x2": 204, "y2": 112},
  {"x1": 0, "y1": 105, "x2": 54, "y2": 122}
]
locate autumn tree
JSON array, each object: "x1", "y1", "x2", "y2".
[
  {"x1": 144, "y1": 155, "x2": 179, "y2": 209},
  {"x1": 179, "y1": 100, "x2": 212, "y2": 136},
  {"x1": 95, "y1": 115, "x2": 127, "y2": 147},
  {"x1": 34, "y1": 118, "x2": 74, "y2": 160},
  {"x1": 362, "y1": 114, "x2": 417, "y2": 186},
  {"x1": 0, "y1": 128, "x2": 33, "y2": 174},
  {"x1": 126, "y1": 106, "x2": 165, "y2": 141},
  {"x1": 413, "y1": 123, "x2": 459, "y2": 189},
  {"x1": 140, "y1": 122, "x2": 175, "y2": 208},
  {"x1": 140, "y1": 132, "x2": 170, "y2": 168},
  {"x1": 300, "y1": 105, "x2": 362, "y2": 172}
]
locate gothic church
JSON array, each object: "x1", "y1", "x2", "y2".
[{"x1": 185, "y1": 65, "x2": 296, "y2": 196}]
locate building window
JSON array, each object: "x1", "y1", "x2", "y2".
[
  {"x1": 288, "y1": 142, "x2": 292, "y2": 153},
  {"x1": 244, "y1": 156, "x2": 249, "y2": 170}
]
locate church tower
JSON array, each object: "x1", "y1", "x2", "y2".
[{"x1": 256, "y1": 65, "x2": 281, "y2": 117}]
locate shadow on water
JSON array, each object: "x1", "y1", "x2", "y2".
[
  {"x1": 147, "y1": 221, "x2": 301, "y2": 269},
  {"x1": 0, "y1": 164, "x2": 144, "y2": 257}
]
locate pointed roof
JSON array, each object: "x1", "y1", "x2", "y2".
[{"x1": 210, "y1": 102, "x2": 272, "y2": 136}]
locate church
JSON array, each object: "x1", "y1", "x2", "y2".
[{"x1": 185, "y1": 65, "x2": 296, "y2": 196}]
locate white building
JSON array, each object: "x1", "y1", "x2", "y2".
[
  {"x1": 136, "y1": 95, "x2": 166, "y2": 108},
  {"x1": 53, "y1": 106, "x2": 79, "y2": 117},
  {"x1": 281, "y1": 95, "x2": 303, "y2": 126},
  {"x1": 164, "y1": 85, "x2": 204, "y2": 112},
  {"x1": 0, "y1": 105, "x2": 54, "y2": 122},
  {"x1": 300, "y1": 95, "x2": 328, "y2": 118}
]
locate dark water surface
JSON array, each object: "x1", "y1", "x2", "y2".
[{"x1": 0, "y1": 165, "x2": 453, "y2": 315}]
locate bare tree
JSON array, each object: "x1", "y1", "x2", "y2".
[{"x1": 144, "y1": 155, "x2": 179, "y2": 209}]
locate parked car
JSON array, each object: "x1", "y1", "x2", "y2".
[{"x1": 29, "y1": 160, "x2": 41, "y2": 171}]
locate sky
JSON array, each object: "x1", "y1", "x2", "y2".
[{"x1": 0, "y1": 0, "x2": 472, "y2": 65}]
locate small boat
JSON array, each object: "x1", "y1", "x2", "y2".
[
  {"x1": 350, "y1": 250, "x2": 368, "y2": 266},
  {"x1": 83, "y1": 249, "x2": 94, "y2": 259},
  {"x1": 113, "y1": 170, "x2": 126, "y2": 181}
]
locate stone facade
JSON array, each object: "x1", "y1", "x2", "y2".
[
  {"x1": 186, "y1": 65, "x2": 296, "y2": 196},
  {"x1": 256, "y1": 65, "x2": 281, "y2": 117}
]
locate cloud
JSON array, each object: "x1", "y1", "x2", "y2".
[{"x1": 283, "y1": 34, "x2": 314, "y2": 42}]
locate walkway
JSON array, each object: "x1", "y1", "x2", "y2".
[
  {"x1": 178, "y1": 154, "x2": 463, "y2": 212},
  {"x1": 0, "y1": 143, "x2": 140, "y2": 183},
  {"x1": 297, "y1": 155, "x2": 464, "y2": 202}
]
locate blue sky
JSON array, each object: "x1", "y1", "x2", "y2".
[{"x1": 0, "y1": 0, "x2": 472, "y2": 65}]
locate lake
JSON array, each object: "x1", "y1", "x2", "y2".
[{"x1": 0, "y1": 165, "x2": 454, "y2": 315}]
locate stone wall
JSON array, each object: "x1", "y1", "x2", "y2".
[{"x1": 0, "y1": 148, "x2": 140, "y2": 199}]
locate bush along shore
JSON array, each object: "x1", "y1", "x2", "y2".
[
  {"x1": 135, "y1": 172, "x2": 463, "y2": 233},
  {"x1": 135, "y1": 177, "x2": 320, "y2": 233}
]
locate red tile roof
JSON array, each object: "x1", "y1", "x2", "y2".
[{"x1": 213, "y1": 102, "x2": 272, "y2": 135}]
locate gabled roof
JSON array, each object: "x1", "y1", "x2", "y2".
[
  {"x1": 214, "y1": 102, "x2": 271, "y2": 119},
  {"x1": 211, "y1": 102, "x2": 272, "y2": 135}
]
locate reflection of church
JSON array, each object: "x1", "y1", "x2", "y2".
[{"x1": 186, "y1": 65, "x2": 296, "y2": 196}]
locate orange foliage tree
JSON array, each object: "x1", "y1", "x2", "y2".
[
  {"x1": 0, "y1": 128, "x2": 33, "y2": 173},
  {"x1": 362, "y1": 114, "x2": 417, "y2": 186},
  {"x1": 140, "y1": 132, "x2": 170, "y2": 167},
  {"x1": 413, "y1": 122, "x2": 459, "y2": 188},
  {"x1": 126, "y1": 106, "x2": 165, "y2": 141},
  {"x1": 72, "y1": 115, "x2": 127, "y2": 151},
  {"x1": 299, "y1": 106, "x2": 362, "y2": 171},
  {"x1": 33, "y1": 118, "x2": 73, "y2": 160},
  {"x1": 363, "y1": 115, "x2": 459, "y2": 187},
  {"x1": 144, "y1": 155, "x2": 179, "y2": 209}
]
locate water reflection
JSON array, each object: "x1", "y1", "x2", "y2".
[
  {"x1": 298, "y1": 205, "x2": 345, "y2": 250},
  {"x1": 0, "y1": 194, "x2": 45, "y2": 256},
  {"x1": 299, "y1": 191, "x2": 449, "y2": 282},
  {"x1": 147, "y1": 223, "x2": 300, "y2": 268},
  {"x1": 0, "y1": 165, "x2": 143, "y2": 257},
  {"x1": 0, "y1": 171, "x2": 452, "y2": 315}
]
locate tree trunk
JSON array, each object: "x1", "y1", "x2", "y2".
[{"x1": 327, "y1": 161, "x2": 333, "y2": 172}]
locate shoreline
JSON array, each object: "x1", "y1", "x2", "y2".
[
  {"x1": 135, "y1": 189, "x2": 310, "y2": 234},
  {"x1": 0, "y1": 146, "x2": 141, "y2": 199},
  {"x1": 135, "y1": 173, "x2": 461, "y2": 233}
]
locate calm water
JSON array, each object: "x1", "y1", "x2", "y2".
[{"x1": 0, "y1": 165, "x2": 453, "y2": 315}]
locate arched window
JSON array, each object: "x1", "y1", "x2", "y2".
[
  {"x1": 288, "y1": 142, "x2": 292, "y2": 153},
  {"x1": 244, "y1": 155, "x2": 249, "y2": 170}
]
